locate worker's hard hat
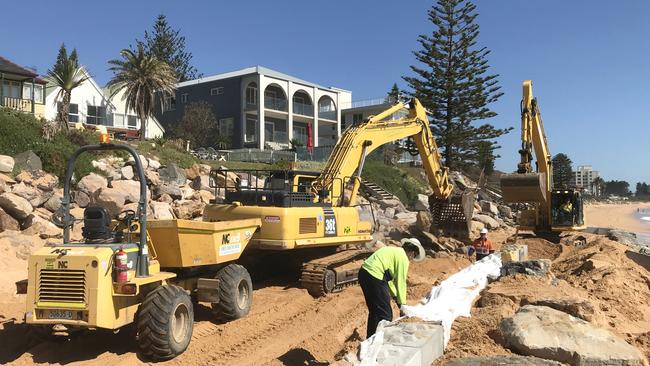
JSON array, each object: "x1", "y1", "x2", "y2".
[
  {"x1": 480, "y1": 228, "x2": 489, "y2": 234},
  {"x1": 400, "y1": 238, "x2": 425, "y2": 262}
]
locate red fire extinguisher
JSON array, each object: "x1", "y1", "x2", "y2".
[{"x1": 114, "y1": 247, "x2": 128, "y2": 283}]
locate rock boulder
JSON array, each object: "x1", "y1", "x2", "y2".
[
  {"x1": 473, "y1": 214, "x2": 500, "y2": 229},
  {"x1": 501, "y1": 259, "x2": 551, "y2": 277},
  {"x1": 480, "y1": 200, "x2": 499, "y2": 216},
  {"x1": 414, "y1": 194, "x2": 430, "y2": 211},
  {"x1": 159, "y1": 164, "x2": 187, "y2": 186},
  {"x1": 0, "y1": 207, "x2": 20, "y2": 232},
  {"x1": 90, "y1": 188, "x2": 127, "y2": 217},
  {"x1": 0, "y1": 155, "x2": 15, "y2": 173},
  {"x1": 150, "y1": 202, "x2": 175, "y2": 220},
  {"x1": 77, "y1": 173, "x2": 108, "y2": 195},
  {"x1": 0, "y1": 192, "x2": 33, "y2": 220},
  {"x1": 501, "y1": 305, "x2": 645, "y2": 366},
  {"x1": 13, "y1": 150, "x2": 42, "y2": 171}
]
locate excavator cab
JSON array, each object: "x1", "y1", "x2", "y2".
[{"x1": 550, "y1": 190, "x2": 585, "y2": 229}]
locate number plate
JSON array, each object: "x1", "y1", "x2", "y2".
[{"x1": 48, "y1": 310, "x2": 73, "y2": 320}]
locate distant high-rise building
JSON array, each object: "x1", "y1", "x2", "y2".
[{"x1": 573, "y1": 165, "x2": 600, "y2": 195}]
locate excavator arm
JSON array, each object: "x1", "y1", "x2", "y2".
[
  {"x1": 311, "y1": 98, "x2": 453, "y2": 206},
  {"x1": 311, "y1": 98, "x2": 472, "y2": 239},
  {"x1": 501, "y1": 81, "x2": 552, "y2": 204}
]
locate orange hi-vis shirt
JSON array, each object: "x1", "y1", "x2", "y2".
[{"x1": 472, "y1": 238, "x2": 493, "y2": 255}]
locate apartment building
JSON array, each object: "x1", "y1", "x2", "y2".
[
  {"x1": 155, "y1": 66, "x2": 351, "y2": 150},
  {"x1": 573, "y1": 165, "x2": 600, "y2": 195}
]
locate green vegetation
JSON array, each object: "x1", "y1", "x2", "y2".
[
  {"x1": 362, "y1": 160, "x2": 427, "y2": 206},
  {"x1": 133, "y1": 139, "x2": 197, "y2": 168},
  {"x1": 0, "y1": 108, "x2": 97, "y2": 179},
  {"x1": 46, "y1": 44, "x2": 89, "y2": 131},
  {"x1": 552, "y1": 153, "x2": 573, "y2": 188},
  {"x1": 403, "y1": 0, "x2": 512, "y2": 170},
  {"x1": 107, "y1": 44, "x2": 177, "y2": 141}
]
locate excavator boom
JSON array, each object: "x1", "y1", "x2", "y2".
[{"x1": 312, "y1": 98, "x2": 471, "y2": 239}]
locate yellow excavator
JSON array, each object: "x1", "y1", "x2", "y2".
[
  {"x1": 206, "y1": 98, "x2": 474, "y2": 296},
  {"x1": 500, "y1": 80, "x2": 585, "y2": 232}
]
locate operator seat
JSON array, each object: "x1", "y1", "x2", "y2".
[{"x1": 82, "y1": 207, "x2": 113, "y2": 241}]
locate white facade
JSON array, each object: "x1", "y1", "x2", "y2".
[
  {"x1": 106, "y1": 88, "x2": 165, "y2": 139},
  {"x1": 45, "y1": 68, "x2": 112, "y2": 125},
  {"x1": 573, "y1": 165, "x2": 600, "y2": 195},
  {"x1": 45, "y1": 67, "x2": 164, "y2": 139}
]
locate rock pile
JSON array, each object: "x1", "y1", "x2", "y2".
[{"x1": 365, "y1": 171, "x2": 516, "y2": 252}]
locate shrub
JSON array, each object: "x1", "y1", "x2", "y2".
[{"x1": 362, "y1": 160, "x2": 427, "y2": 207}]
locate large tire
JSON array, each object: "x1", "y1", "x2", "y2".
[
  {"x1": 136, "y1": 285, "x2": 193, "y2": 361},
  {"x1": 211, "y1": 264, "x2": 252, "y2": 320}
]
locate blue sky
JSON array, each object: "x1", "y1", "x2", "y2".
[{"x1": 2, "y1": 0, "x2": 648, "y2": 184}]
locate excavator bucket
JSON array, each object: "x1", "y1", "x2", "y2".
[
  {"x1": 500, "y1": 173, "x2": 547, "y2": 203},
  {"x1": 429, "y1": 190, "x2": 475, "y2": 241}
]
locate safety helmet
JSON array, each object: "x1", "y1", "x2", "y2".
[
  {"x1": 480, "y1": 228, "x2": 488, "y2": 234},
  {"x1": 400, "y1": 238, "x2": 426, "y2": 262}
]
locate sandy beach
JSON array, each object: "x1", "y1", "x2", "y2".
[{"x1": 585, "y1": 202, "x2": 650, "y2": 233}]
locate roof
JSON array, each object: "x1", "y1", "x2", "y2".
[
  {"x1": 0, "y1": 55, "x2": 46, "y2": 83},
  {"x1": 177, "y1": 65, "x2": 351, "y2": 93}
]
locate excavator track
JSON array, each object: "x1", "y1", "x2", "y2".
[{"x1": 299, "y1": 248, "x2": 372, "y2": 297}]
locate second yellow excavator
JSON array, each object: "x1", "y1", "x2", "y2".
[
  {"x1": 205, "y1": 98, "x2": 474, "y2": 296},
  {"x1": 500, "y1": 80, "x2": 586, "y2": 232}
]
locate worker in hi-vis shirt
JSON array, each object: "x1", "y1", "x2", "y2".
[{"x1": 358, "y1": 238, "x2": 425, "y2": 337}]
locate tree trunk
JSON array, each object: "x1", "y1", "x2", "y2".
[
  {"x1": 59, "y1": 91, "x2": 71, "y2": 131},
  {"x1": 139, "y1": 107, "x2": 147, "y2": 141}
]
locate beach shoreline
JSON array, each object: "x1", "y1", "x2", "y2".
[{"x1": 585, "y1": 201, "x2": 650, "y2": 233}]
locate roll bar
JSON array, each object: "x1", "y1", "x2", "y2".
[{"x1": 61, "y1": 143, "x2": 149, "y2": 277}]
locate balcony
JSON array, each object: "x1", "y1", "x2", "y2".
[
  {"x1": 264, "y1": 96, "x2": 287, "y2": 112},
  {"x1": 2, "y1": 96, "x2": 32, "y2": 112},
  {"x1": 318, "y1": 110, "x2": 336, "y2": 121},
  {"x1": 293, "y1": 102, "x2": 313, "y2": 117}
]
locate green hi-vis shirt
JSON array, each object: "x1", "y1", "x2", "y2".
[{"x1": 361, "y1": 246, "x2": 409, "y2": 306}]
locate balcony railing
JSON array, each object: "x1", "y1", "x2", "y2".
[
  {"x1": 318, "y1": 110, "x2": 337, "y2": 121},
  {"x1": 293, "y1": 102, "x2": 313, "y2": 117},
  {"x1": 1, "y1": 97, "x2": 33, "y2": 112},
  {"x1": 264, "y1": 96, "x2": 287, "y2": 112},
  {"x1": 266, "y1": 131, "x2": 289, "y2": 143}
]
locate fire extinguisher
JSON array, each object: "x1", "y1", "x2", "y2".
[{"x1": 114, "y1": 247, "x2": 128, "y2": 283}]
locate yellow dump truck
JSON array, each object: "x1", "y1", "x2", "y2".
[{"x1": 22, "y1": 138, "x2": 260, "y2": 360}]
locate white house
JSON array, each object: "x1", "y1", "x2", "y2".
[
  {"x1": 45, "y1": 67, "x2": 164, "y2": 139},
  {"x1": 105, "y1": 87, "x2": 165, "y2": 139}
]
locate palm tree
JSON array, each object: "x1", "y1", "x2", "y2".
[
  {"x1": 107, "y1": 45, "x2": 176, "y2": 140},
  {"x1": 592, "y1": 177, "x2": 605, "y2": 197},
  {"x1": 46, "y1": 44, "x2": 89, "y2": 131}
]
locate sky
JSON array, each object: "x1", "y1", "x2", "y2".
[{"x1": 2, "y1": 0, "x2": 648, "y2": 184}]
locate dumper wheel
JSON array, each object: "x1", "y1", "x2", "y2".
[
  {"x1": 212, "y1": 264, "x2": 252, "y2": 320},
  {"x1": 136, "y1": 285, "x2": 194, "y2": 361}
]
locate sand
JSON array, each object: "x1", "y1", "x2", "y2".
[
  {"x1": 0, "y1": 235, "x2": 477, "y2": 366},
  {"x1": 585, "y1": 202, "x2": 650, "y2": 233}
]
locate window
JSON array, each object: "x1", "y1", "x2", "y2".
[
  {"x1": 218, "y1": 117, "x2": 234, "y2": 137},
  {"x1": 2, "y1": 80, "x2": 20, "y2": 98},
  {"x1": 163, "y1": 95, "x2": 176, "y2": 111},
  {"x1": 246, "y1": 84, "x2": 257, "y2": 105},
  {"x1": 211, "y1": 87, "x2": 224, "y2": 96},
  {"x1": 245, "y1": 115, "x2": 257, "y2": 142},
  {"x1": 19, "y1": 83, "x2": 43, "y2": 103},
  {"x1": 181, "y1": 93, "x2": 188, "y2": 103},
  {"x1": 58, "y1": 102, "x2": 79, "y2": 122},
  {"x1": 127, "y1": 115, "x2": 138, "y2": 128},
  {"x1": 87, "y1": 105, "x2": 106, "y2": 125},
  {"x1": 34, "y1": 85, "x2": 43, "y2": 103},
  {"x1": 113, "y1": 113, "x2": 125, "y2": 127},
  {"x1": 353, "y1": 113, "x2": 363, "y2": 124},
  {"x1": 293, "y1": 125, "x2": 307, "y2": 144}
]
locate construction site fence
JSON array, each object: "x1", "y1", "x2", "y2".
[{"x1": 225, "y1": 147, "x2": 336, "y2": 163}]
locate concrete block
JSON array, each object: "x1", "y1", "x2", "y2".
[{"x1": 376, "y1": 321, "x2": 444, "y2": 366}]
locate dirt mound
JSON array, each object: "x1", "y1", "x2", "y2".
[{"x1": 435, "y1": 232, "x2": 650, "y2": 364}]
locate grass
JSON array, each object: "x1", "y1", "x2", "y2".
[
  {"x1": 132, "y1": 139, "x2": 198, "y2": 168},
  {"x1": 0, "y1": 108, "x2": 99, "y2": 179},
  {"x1": 361, "y1": 160, "x2": 428, "y2": 206}
]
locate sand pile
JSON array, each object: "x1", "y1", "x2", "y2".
[{"x1": 435, "y1": 233, "x2": 650, "y2": 364}]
